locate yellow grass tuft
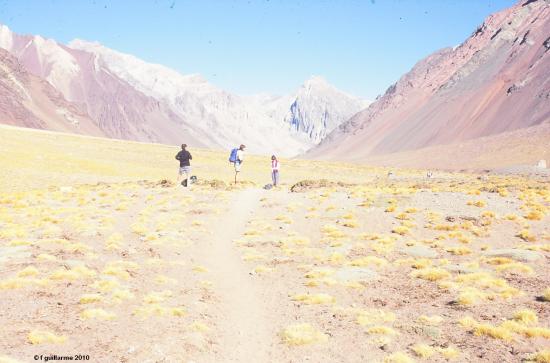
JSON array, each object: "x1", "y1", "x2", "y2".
[
  {"x1": 112, "y1": 289, "x2": 135, "y2": 303},
  {"x1": 275, "y1": 215, "x2": 293, "y2": 224},
  {"x1": 357, "y1": 310, "x2": 396, "y2": 326},
  {"x1": 467, "y1": 200, "x2": 486, "y2": 207},
  {"x1": 383, "y1": 352, "x2": 415, "y2": 363},
  {"x1": 280, "y1": 323, "x2": 328, "y2": 346},
  {"x1": 527, "y1": 350, "x2": 550, "y2": 363},
  {"x1": 154, "y1": 275, "x2": 177, "y2": 285},
  {"x1": 304, "y1": 268, "x2": 334, "y2": 279},
  {"x1": 481, "y1": 210, "x2": 496, "y2": 218},
  {"x1": 411, "y1": 344, "x2": 436, "y2": 358},
  {"x1": 130, "y1": 223, "x2": 148, "y2": 236},
  {"x1": 484, "y1": 257, "x2": 514, "y2": 265},
  {"x1": 497, "y1": 188, "x2": 509, "y2": 197},
  {"x1": 395, "y1": 212, "x2": 410, "y2": 220},
  {"x1": 8, "y1": 239, "x2": 32, "y2": 246},
  {"x1": 143, "y1": 290, "x2": 173, "y2": 304},
  {"x1": 342, "y1": 219, "x2": 359, "y2": 228},
  {"x1": 284, "y1": 236, "x2": 310, "y2": 246},
  {"x1": 349, "y1": 256, "x2": 388, "y2": 267},
  {"x1": 437, "y1": 346, "x2": 460, "y2": 359},
  {"x1": 434, "y1": 224, "x2": 458, "y2": 231},
  {"x1": 517, "y1": 229, "x2": 536, "y2": 242},
  {"x1": 367, "y1": 326, "x2": 397, "y2": 335},
  {"x1": 505, "y1": 214, "x2": 518, "y2": 220},
  {"x1": 458, "y1": 316, "x2": 477, "y2": 328},
  {"x1": 79, "y1": 293, "x2": 103, "y2": 304},
  {"x1": 417, "y1": 315, "x2": 443, "y2": 326},
  {"x1": 170, "y1": 307, "x2": 187, "y2": 317},
  {"x1": 80, "y1": 308, "x2": 116, "y2": 320},
  {"x1": 473, "y1": 323, "x2": 514, "y2": 341},
  {"x1": 321, "y1": 224, "x2": 346, "y2": 238},
  {"x1": 525, "y1": 210, "x2": 544, "y2": 221},
  {"x1": 392, "y1": 226, "x2": 410, "y2": 235},
  {"x1": 91, "y1": 278, "x2": 120, "y2": 292},
  {"x1": 342, "y1": 213, "x2": 355, "y2": 220},
  {"x1": 411, "y1": 259, "x2": 432, "y2": 269},
  {"x1": 513, "y1": 309, "x2": 538, "y2": 325},
  {"x1": 446, "y1": 246, "x2": 472, "y2": 255},
  {"x1": 0, "y1": 277, "x2": 39, "y2": 290},
  {"x1": 522, "y1": 327, "x2": 550, "y2": 338},
  {"x1": 28, "y1": 330, "x2": 67, "y2": 344},
  {"x1": 37, "y1": 253, "x2": 57, "y2": 261},
  {"x1": 102, "y1": 265, "x2": 130, "y2": 280},
  {"x1": 133, "y1": 304, "x2": 168, "y2": 318},
  {"x1": 253, "y1": 265, "x2": 273, "y2": 274},
  {"x1": 244, "y1": 229, "x2": 261, "y2": 236},
  {"x1": 105, "y1": 232, "x2": 123, "y2": 250},
  {"x1": 495, "y1": 262, "x2": 533, "y2": 275},
  {"x1": 411, "y1": 268, "x2": 450, "y2": 281},
  {"x1": 17, "y1": 266, "x2": 39, "y2": 277},
  {"x1": 192, "y1": 265, "x2": 208, "y2": 273},
  {"x1": 457, "y1": 287, "x2": 488, "y2": 305},
  {"x1": 292, "y1": 293, "x2": 335, "y2": 305},
  {"x1": 542, "y1": 288, "x2": 550, "y2": 302},
  {"x1": 242, "y1": 252, "x2": 265, "y2": 261}
]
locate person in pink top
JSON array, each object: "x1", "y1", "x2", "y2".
[{"x1": 271, "y1": 155, "x2": 280, "y2": 187}]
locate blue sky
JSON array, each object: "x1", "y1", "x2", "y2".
[{"x1": 1, "y1": 0, "x2": 516, "y2": 99}]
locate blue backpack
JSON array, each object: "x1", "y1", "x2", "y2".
[{"x1": 229, "y1": 148, "x2": 238, "y2": 163}]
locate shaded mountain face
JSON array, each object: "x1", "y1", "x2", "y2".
[
  {"x1": 310, "y1": 0, "x2": 549, "y2": 161},
  {"x1": 0, "y1": 23, "x2": 368, "y2": 156}
]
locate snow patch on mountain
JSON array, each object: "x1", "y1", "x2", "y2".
[
  {"x1": 69, "y1": 39, "x2": 368, "y2": 155},
  {"x1": 284, "y1": 76, "x2": 370, "y2": 143},
  {"x1": 0, "y1": 25, "x2": 14, "y2": 51},
  {"x1": 1, "y1": 24, "x2": 368, "y2": 156}
]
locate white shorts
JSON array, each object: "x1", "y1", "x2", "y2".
[
  {"x1": 179, "y1": 166, "x2": 191, "y2": 175},
  {"x1": 234, "y1": 161, "x2": 242, "y2": 172}
]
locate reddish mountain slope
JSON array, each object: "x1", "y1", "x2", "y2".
[
  {"x1": 0, "y1": 26, "x2": 210, "y2": 147},
  {"x1": 310, "y1": 0, "x2": 549, "y2": 162},
  {"x1": 0, "y1": 48, "x2": 103, "y2": 136},
  {"x1": 361, "y1": 122, "x2": 550, "y2": 171}
]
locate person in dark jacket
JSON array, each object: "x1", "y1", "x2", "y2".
[{"x1": 175, "y1": 144, "x2": 192, "y2": 187}]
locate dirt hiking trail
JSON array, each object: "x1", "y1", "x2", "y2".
[{"x1": 195, "y1": 188, "x2": 274, "y2": 362}]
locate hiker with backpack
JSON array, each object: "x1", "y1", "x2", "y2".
[
  {"x1": 229, "y1": 144, "x2": 245, "y2": 184},
  {"x1": 271, "y1": 155, "x2": 280, "y2": 187},
  {"x1": 175, "y1": 144, "x2": 192, "y2": 187}
]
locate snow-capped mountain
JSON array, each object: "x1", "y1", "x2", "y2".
[
  {"x1": 0, "y1": 23, "x2": 369, "y2": 157},
  {"x1": 283, "y1": 76, "x2": 370, "y2": 143},
  {"x1": 68, "y1": 39, "x2": 368, "y2": 155}
]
